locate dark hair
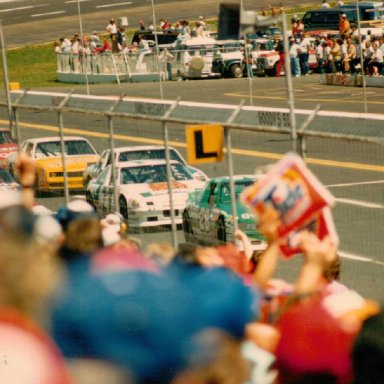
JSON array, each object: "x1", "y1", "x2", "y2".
[{"x1": 174, "y1": 243, "x2": 199, "y2": 265}]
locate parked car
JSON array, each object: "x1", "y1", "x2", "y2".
[
  {"x1": 0, "y1": 128, "x2": 18, "y2": 169},
  {"x1": 302, "y1": 8, "x2": 358, "y2": 31},
  {"x1": 256, "y1": 40, "x2": 318, "y2": 76},
  {"x1": 8, "y1": 136, "x2": 99, "y2": 194},
  {"x1": 212, "y1": 38, "x2": 275, "y2": 78},
  {"x1": 87, "y1": 160, "x2": 206, "y2": 228},
  {"x1": 83, "y1": 145, "x2": 209, "y2": 186},
  {"x1": 182, "y1": 175, "x2": 266, "y2": 250}
]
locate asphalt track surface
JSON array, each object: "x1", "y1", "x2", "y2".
[{"x1": 0, "y1": 0, "x2": 383, "y2": 299}]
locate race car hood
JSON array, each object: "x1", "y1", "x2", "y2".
[
  {"x1": 35, "y1": 155, "x2": 99, "y2": 171},
  {"x1": 120, "y1": 180, "x2": 205, "y2": 204}
]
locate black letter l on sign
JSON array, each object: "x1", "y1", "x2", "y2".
[{"x1": 194, "y1": 130, "x2": 218, "y2": 159}]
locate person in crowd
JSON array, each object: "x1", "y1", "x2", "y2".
[
  {"x1": 352, "y1": 303, "x2": 384, "y2": 384},
  {"x1": 106, "y1": 18, "x2": 119, "y2": 53},
  {"x1": 340, "y1": 14, "x2": 352, "y2": 38},
  {"x1": 363, "y1": 40, "x2": 375, "y2": 75},
  {"x1": 275, "y1": 38, "x2": 285, "y2": 77},
  {"x1": 117, "y1": 27, "x2": 125, "y2": 51},
  {"x1": 299, "y1": 33, "x2": 312, "y2": 76},
  {"x1": 160, "y1": 47, "x2": 174, "y2": 80},
  {"x1": 367, "y1": 42, "x2": 384, "y2": 76},
  {"x1": 242, "y1": 39, "x2": 254, "y2": 78},
  {"x1": 330, "y1": 38, "x2": 342, "y2": 73},
  {"x1": 91, "y1": 31, "x2": 100, "y2": 46},
  {"x1": 289, "y1": 37, "x2": 301, "y2": 77},
  {"x1": 139, "y1": 19, "x2": 146, "y2": 31},
  {"x1": 347, "y1": 37, "x2": 358, "y2": 73},
  {"x1": 321, "y1": 0, "x2": 331, "y2": 9},
  {"x1": 341, "y1": 38, "x2": 350, "y2": 73},
  {"x1": 315, "y1": 38, "x2": 324, "y2": 73},
  {"x1": 94, "y1": 37, "x2": 112, "y2": 53},
  {"x1": 0, "y1": 155, "x2": 71, "y2": 383},
  {"x1": 197, "y1": 15, "x2": 206, "y2": 30}
]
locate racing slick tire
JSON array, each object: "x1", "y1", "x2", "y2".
[
  {"x1": 230, "y1": 64, "x2": 243, "y2": 78},
  {"x1": 182, "y1": 211, "x2": 194, "y2": 243},
  {"x1": 217, "y1": 216, "x2": 227, "y2": 244}
]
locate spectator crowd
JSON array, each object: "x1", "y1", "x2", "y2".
[{"x1": 0, "y1": 153, "x2": 382, "y2": 384}]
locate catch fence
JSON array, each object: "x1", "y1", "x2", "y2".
[{"x1": 1, "y1": 90, "x2": 383, "y2": 299}]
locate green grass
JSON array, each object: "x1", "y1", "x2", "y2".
[{"x1": 0, "y1": 44, "x2": 59, "y2": 88}]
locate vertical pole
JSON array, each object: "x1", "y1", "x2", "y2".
[
  {"x1": 244, "y1": 32, "x2": 254, "y2": 106},
  {"x1": 107, "y1": 95, "x2": 125, "y2": 214},
  {"x1": 11, "y1": 89, "x2": 27, "y2": 148},
  {"x1": 77, "y1": 0, "x2": 90, "y2": 94},
  {"x1": 225, "y1": 101, "x2": 245, "y2": 238},
  {"x1": 57, "y1": 92, "x2": 73, "y2": 204},
  {"x1": 150, "y1": 0, "x2": 164, "y2": 99},
  {"x1": 163, "y1": 99, "x2": 179, "y2": 249},
  {"x1": 108, "y1": 115, "x2": 119, "y2": 213},
  {"x1": 0, "y1": 20, "x2": 13, "y2": 131},
  {"x1": 58, "y1": 110, "x2": 70, "y2": 204},
  {"x1": 356, "y1": 2, "x2": 368, "y2": 113},
  {"x1": 282, "y1": 13, "x2": 298, "y2": 153}
]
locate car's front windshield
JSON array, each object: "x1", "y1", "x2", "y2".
[
  {"x1": 118, "y1": 149, "x2": 183, "y2": 163},
  {"x1": 120, "y1": 163, "x2": 193, "y2": 184},
  {"x1": 35, "y1": 140, "x2": 95, "y2": 158}
]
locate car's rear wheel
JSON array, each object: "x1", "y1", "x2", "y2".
[
  {"x1": 182, "y1": 211, "x2": 194, "y2": 243},
  {"x1": 217, "y1": 217, "x2": 227, "y2": 243},
  {"x1": 230, "y1": 64, "x2": 243, "y2": 78},
  {"x1": 119, "y1": 196, "x2": 129, "y2": 220}
]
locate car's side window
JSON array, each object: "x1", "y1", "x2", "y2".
[
  {"x1": 220, "y1": 184, "x2": 231, "y2": 203},
  {"x1": 207, "y1": 182, "x2": 218, "y2": 205}
]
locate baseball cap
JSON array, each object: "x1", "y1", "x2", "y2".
[{"x1": 55, "y1": 199, "x2": 96, "y2": 231}]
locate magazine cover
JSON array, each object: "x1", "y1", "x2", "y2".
[
  {"x1": 240, "y1": 152, "x2": 335, "y2": 239},
  {"x1": 279, "y1": 207, "x2": 339, "y2": 258}
]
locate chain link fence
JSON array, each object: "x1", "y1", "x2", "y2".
[{"x1": 1, "y1": 90, "x2": 383, "y2": 298}]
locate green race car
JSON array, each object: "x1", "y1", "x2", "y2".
[{"x1": 182, "y1": 175, "x2": 266, "y2": 250}]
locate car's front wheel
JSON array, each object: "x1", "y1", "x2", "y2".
[
  {"x1": 217, "y1": 217, "x2": 227, "y2": 244},
  {"x1": 119, "y1": 196, "x2": 129, "y2": 220}
]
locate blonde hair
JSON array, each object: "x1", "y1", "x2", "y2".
[
  {"x1": 64, "y1": 218, "x2": 103, "y2": 254},
  {"x1": 0, "y1": 231, "x2": 62, "y2": 319}
]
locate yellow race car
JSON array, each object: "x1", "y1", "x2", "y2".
[{"x1": 8, "y1": 136, "x2": 99, "y2": 194}]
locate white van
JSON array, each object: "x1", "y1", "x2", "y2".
[{"x1": 175, "y1": 37, "x2": 221, "y2": 79}]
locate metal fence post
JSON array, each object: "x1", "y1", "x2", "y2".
[
  {"x1": 281, "y1": 12, "x2": 298, "y2": 153},
  {"x1": 11, "y1": 89, "x2": 27, "y2": 148},
  {"x1": 297, "y1": 105, "x2": 321, "y2": 160},
  {"x1": 162, "y1": 99, "x2": 180, "y2": 249},
  {"x1": 225, "y1": 100, "x2": 245, "y2": 237},
  {"x1": 107, "y1": 94, "x2": 125, "y2": 214},
  {"x1": 57, "y1": 91, "x2": 73, "y2": 204}
]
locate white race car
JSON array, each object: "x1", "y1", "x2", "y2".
[
  {"x1": 83, "y1": 145, "x2": 208, "y2": 186},
  {"x1": 89, "y1": 159, "x2": 206, "y2": 228}
]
